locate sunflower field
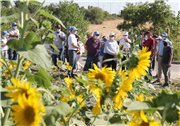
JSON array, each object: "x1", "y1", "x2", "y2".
[{"x1": 1, "y1": 1, "x2": 180, "y2": 126}]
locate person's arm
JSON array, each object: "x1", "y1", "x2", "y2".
[
  {"x1": 151, "y1": 39, "x2": 155, "y2": 54},
  {"x1": 59, "y1": 36, "x2": 65, "y2": 41},
  {"x1": 9, "y1": 34, "x2": 19, "y2": 37},
  {"x1": 125, "y1": 39, "x2": 131, "y2": 44},
  {"x1": 1, "y1": 43, "x2": 6, "y2": 47},
  {"x1": 77, "y1": 36, "x2": 81, "y2": 42},
  {"x1": 140, "y1": 32, "x2": 144, "y2": 46},
  {"x1": 168, "y1": 48, "x2": 173, "y2": 68}
]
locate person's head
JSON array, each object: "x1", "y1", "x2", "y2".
[
  {"x1": 163, "y1": 38, "x2": 169, "y2": 47},
  {"x1": 12, "y1": 22, "x2": 17, "y2": 30},
  {"x1": 93, "y1": 31, "x2": 99, "y2": 40},
  {"x1": 156, "y1": 36, "x2": 162, "y2": 43},
  {"x1": 153, "y1": 35, "x2": 158, "y2": 41},
  {"x1": 2, "y1": 31, "x2": 9, "y2": 39},
  {"x1": 67, "y1": 26, "x2": 71, "y2": 33},
  {"x1": 109, "y1": 33, "x2": 115, "y2": 41},
  {"x1": 103, "y1": 37, "x2": 108, "y2": 42},
  {"x1": 56, "y1": 25, "x2": 61, "y2": 33},
  {"x1": 144, "y1": 31, "x2": 152, "y2": 40},
  {"x1": 70, "y1": 26, "x2": 78, "y2": 35},
  {"x1": 87, "y1": 33, "x2": 92, "y2": 39},
  {"x1": 161, "y1": 32, "x2": 168, "y2": 40},
  {"x1": 123, "y1": 31, "x2": 128, "y2": 39}
]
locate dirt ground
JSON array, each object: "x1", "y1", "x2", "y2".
[{"x1": 87, "y1": 19, "x2": 124, "y2": 40}]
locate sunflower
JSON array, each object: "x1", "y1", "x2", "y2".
[
  {"x1": 1, "y1": 58, "x2": 4, "y2": 67},
  {"x1": 11, "y1": 94, "x2": 46, "y2": 126},
  {"x1": 91, "y1": 87, "x2": 102, "y2": 115},
  {"x1": 64, "y1": 76, "x2": 73, "y2": 91},
  {"x1": 113, "y1": 78, "x2": 133, "y2": 109},
  {"x1": 127, "y1": 47, "x2": 151, "y2": 80},
  {"x1": 24, "y1": 61, "x2": 32, "y2": 70},
  {"x1": 119, "y1": 43, "x2": 124, "y2": 50},
  {"x1": 5, "y1": 77, "x2": 39, "y2": 102},
  {"x1": 57, "y1": 60, "x2": 63, "y2": 66},
  {"x1": 135, "y1": 93, "x2": 153, "y2": 102},
  {"x1": 5, "y1": 70, "x2": 10, "y2": 77},
  {"x1": 52, "y1": 66, "x2": 57, "y2": 71},
  {"x1": 65, "y1": 62, "x2": 69, "y2": 67},
  {"x1": 10, "y1": 62, "x2": 17, "y2": 67},
  {"x1": 8, "y1": 65, "x2": 13, "y2": 70},
  {"x1": 59, "y1": 117, "x2": 68, "y2": 125},
  {"x1": 68, "y1": 66, "x2": 72, "y2": 71},
  {"x1": 127, "y1": 110, "x2": 161, "y2": 126},
  {"x1": 87, "y1": 64, "x2": 116, "y2": 91}
]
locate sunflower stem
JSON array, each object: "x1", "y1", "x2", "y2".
[
  {"x1": 67, "y1": 94, "x2": 91, "y2": 124},
  {"x1": 61, "y1": 115, "x2": 68, "y2": 126},
  {"x1": 14, "y1": 56, "x2": 23, "y2": 80},
  {"x1": 2, "y1": 108, "x2": 11, "y2": 126},
  {"x1": 91, "y1": 115, "x2": 98, "y2": 126}
]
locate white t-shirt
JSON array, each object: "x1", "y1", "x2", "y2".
[
  {"x1": 1, "y1": 38, "x2": 9, "y2": 51},
  {"x1": 119, "y1": 38, "x2": 131, "y2": 54},
  {"x1": 104, "y1": 39, "x2": 119, "y2": 55},
  {"x1": 52, "y1": 31, "x2": 65, "y2": 49},
  {"x1": 68, "y1": 33, "x2": 77, "y2": 50},
  {"x1": 78, "y1": 41, "x2": 85, "y2": 54},
  {"x1": 8, "y1": 28, "x2": 19, "y2": 40}
]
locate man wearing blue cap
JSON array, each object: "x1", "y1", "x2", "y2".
[
  {"x1": 1, "y1": 31, "x2": 9, "y2": 58},
  {"x1": 8, "y1": 22, "x2": 19, "y2": 60},
  {"x1": 84, "y1": 31, "x2": 101, "y2": 71},
  {"x1": 68, "y1": 26, "x2": 80, "y2": 78},
  {"x1": 153, "y1": 32, "x2": 173, "y2": 84},
  {"x1": 65, "y1": 26, "x2": 81, "y2": 62}
]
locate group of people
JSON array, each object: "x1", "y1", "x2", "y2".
[
  {"x1": 139, "y1": 31, "x2": 173, "y2": 87},
  {"x1": 1, "y1": 22, "x2": 19, "y2": 60},
  {"x1": 1, "y1": 23, "x2": 173, "y2": 87}
]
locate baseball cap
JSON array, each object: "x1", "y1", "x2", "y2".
[
  {"x1": 123, "y1": 31, "x2": 128, "y2": 36},
  {"x1": 12, "y1": 22, "x2": 17, "y2": 26},
  {"x1": 110, "y1": 32, "x2": 115, "y2": 36},
  {"x1": 2, "y1": 31, "x2": 9, "y2": 35},
  {"x1": 163, "y1": 38, "x2": 169, "y2": 42},
  {"x1": 67, "y1": 26, "x2": 71, "y2": 30},
  {"x1": 157, "y1": 36, "x2": 162, "y2": 40},
  {"x1": 103, "y1": 37, "x2": 108, "y2": 40},
  {"x1": 56, "y1": 25, "x2": 61, "y2": 29},
  {"x1": 71, "y1": 26, "x2": 78, "y2": 31},
  {"x1": 153, "y1": 35, "x2": 158, "y2": 38},
  {"x1": 139, "y1": 35, "x2": 142, "y2": 39},
  {"x1": 161, "y1": 32, "x2": 168, "y2": 37},
  {"x1": 145, "y1": 31, "x2": 151, "y2": 35},
  {"x1": 94, "y1": 31, "x2": 99, "y2": 35}
]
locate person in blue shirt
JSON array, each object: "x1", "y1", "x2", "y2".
[
  {"x1": 153, "y1": 32, "x2": 173, "y2": 84},
  {"x1": 99, "y1": 36, "x2": 107, "y2": 69}
]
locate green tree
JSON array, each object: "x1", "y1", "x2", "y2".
[
  {"x1": 43, "y1": 1, "x2": 89, "y2": 43},
  {"x1": 117, "y1": 1, "x2": 174, "y2": 35},
  {"x1": 1, "y1": 0, "x2": 11, "y2": 8}
]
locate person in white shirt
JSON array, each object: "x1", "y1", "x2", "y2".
[
  {"x1": 104, "y1": 33, "x2": 119, "y2": 71},
  {"x1": 76, "y1": 41, "x2": 85, "y2": 72},
  {"x1": 1, "y1": 31, "x2": 9, "y2": 59},
  {"x1": 68, "y1": 26, "x2": 80, "y2": 78},
  {"x1": 119, "y1": 31, "x2": 131, "y2": 70},
  {"x1": 51, "y1": 25, "x2": 65, "y2": 67},
  {"x1": 8, "y1": 22, "x2": 19, "y2": 60}
]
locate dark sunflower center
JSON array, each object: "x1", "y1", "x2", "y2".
[
  {"x1": 141, "y1": 121, "x2": 149, "y2": 126},
  {"x1": 95, "y1": 73, "x2": 106, "y2": 82},
  {"x1": 24, "y1": 106, "x2": 35, "y2": 123},
  {"x1": 21, "y1": 89, "x2": 29, "y2": 98}
]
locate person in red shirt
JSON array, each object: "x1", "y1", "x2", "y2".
[{"x1": 140, "y1": 31, "x2": 155, "y2": 83}]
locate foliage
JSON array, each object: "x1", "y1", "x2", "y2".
[{"x1": 117, "y1": 1, "x2": 174, "y2": 35}]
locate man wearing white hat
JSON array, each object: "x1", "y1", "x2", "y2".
[
  {"x1": 119, "y1": 31, "x2": 131, "y2": 70},
  {"x1": 104, "y1": 33, "x2": 119, "y2": 71}
]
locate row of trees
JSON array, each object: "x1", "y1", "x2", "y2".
[{"x1": 117, "y1": 1, "x2": 174, "y2": 35}]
